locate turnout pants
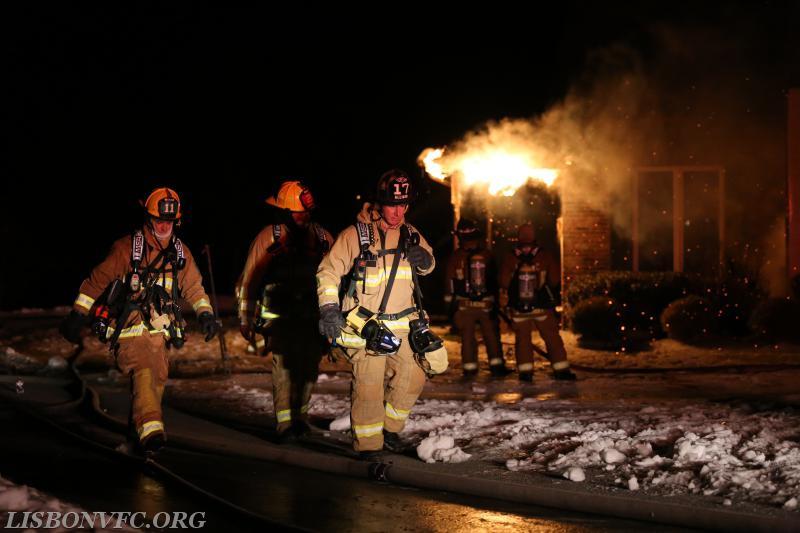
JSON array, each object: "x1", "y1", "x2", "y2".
[
  {"x1": 511, "y1": 309, "x2": 569, "y2": 373},
  {"x1": 349, "y1": 333, "x2": 427, "y2": 452},
  {"x1": 116, "y1": 329, "x2": 169, "y2": 443},
  {"x1": 453, "y1": 306, "x2": 502, "y2": 371},
  {"x1": 269, "y1": 317, "x2": 324, "y2": 435}
]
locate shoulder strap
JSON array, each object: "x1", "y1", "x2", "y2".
[
  {"x1": 267, "y1": 224, "x2": 283, "y2": 253},
  {"x1": 312, "y1": 223, "x2": 330, "y2": 253},
  {"x1": 398, "y1": 224, "x2": 426, "y2": 315},
  {"x1": 356, "y1": 222, "x2": 373, "y2": 251},
  {"x1": 378, "y1": 242, "x2": 402, "y2": 315},
  {"x1": 172, "y1": 237, "x2": 186, "y2": 269},
  {"x1": 131, "y1": 230, "x2": 145, "y2": 266}
]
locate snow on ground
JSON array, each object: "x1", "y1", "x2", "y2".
[
  {"x1": 0, "y1": 474, "x2": 135, "y2": 531},
  {"x1": 404, "y1": 397, "x2": 800, "y2": 510},
  {"x1": 173, "y1": 381, "x2": 800, "y2": 511}
]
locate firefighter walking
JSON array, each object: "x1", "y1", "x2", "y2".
[
  {"x1": 236, "y1": 181, "x2": 334, "y2": 442},
  {"x1": 60, "y1": 188, "x2": 220, "y2": 454},
  {"x1": 498, "y1": 223, "x2": 576, "y2": 381},
  {"x1": 316, "y1": 170, "x2": 447, "y2": 459},
  {"x1": 445, "y1": 219, "x2": 507, "y2": 377}
]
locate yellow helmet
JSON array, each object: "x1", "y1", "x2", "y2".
[
  {"x1": 144, "y1": 187, "x2": 181, "y2": 220},
  {"x1": 266, "y1": 181, "x2": 316, "y2": 212}
]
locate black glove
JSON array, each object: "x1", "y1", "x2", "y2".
[
  {"x1": 407, "y1": 245, "x2": 433, "y2": 270},
  {"x1": 60, "y1": 310, "x2": 87, "y2": 345},
  {"x1": 198, "y1": 312, "x2": 220, "y2": 342},
  {"x1": 318, "y1": 304, "x2": 345, "y2": 339}
]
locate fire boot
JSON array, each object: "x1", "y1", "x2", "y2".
[
  {"x1": 138, "y1": 431, "x2": 166, "y2": 457},
  {"x1": 277, "y1": 428, "x2": 299, "y2": 444},
  {"x1": 490, "y1": 364, "x2": 512, "y2": 377},
  {"x1": 383, "y1": 430, "x2": 405, "y2": 453},
  {"x1": 358, "y1": 450, "x2": 386, "y2": 461},
  {"x1": 292, "y1": 420, "x2": 311, "y2": 439},
  {"x1": 553, "y1": 368, "x2": 577, "y2": 381},
  {"x1": 462, "y1": 367, "x2": 478, "y2": 378}
]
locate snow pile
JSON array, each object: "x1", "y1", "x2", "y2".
[
  {"x1": 172, "y1": 383, "x2": 352, "y2": 420},
  {"x1": 0, "y1": 347, "x2": 39, "y2": 368},
  {"x1": 0, "y1": 474, "x2": 133, "y2": 531},
  {"x1": 416, "y1": 435, "x2": 471, "y2": 464},
  {"x1": 47, "y1": 356, "x2": 69, "y2": 371},
  {"x1": 168, "y1": 378, "x2": 800, "y2": 510},
  {"x1": 400, "y1": 398, "x2": 800, "y2": 509}
]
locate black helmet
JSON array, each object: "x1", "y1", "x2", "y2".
[
  {"x1": 376, "y1": 169, "x2": 413, "y2": 206},
  {"x1": 455, "y1": 218, "x2": 482, "y2": 240}
]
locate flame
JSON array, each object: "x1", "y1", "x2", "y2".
[
  {"x1": 418, "y1": 146, "x2": 558, "y2": 197},
  {"x1": 418, "y1": 147, "x2": 447, "y2": 182}
]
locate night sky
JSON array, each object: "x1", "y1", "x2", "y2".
[{"x1": 2, "y1": 2, "x2": 798, "y2": 310}]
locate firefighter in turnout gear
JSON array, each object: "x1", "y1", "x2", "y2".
[
  {"x1": 60, "y1": 187, "x2": 219, "y2": 455},
  {"x1": 445, "y1": 219, "x2": 506, "y2": 377},
  {"x1": 317, "y1": 169, "x2": 443, "y2": 459},
  {"x1": 236, "y1": 180, "x2": 334, "y2": 442},
  {"x1": 498, "y1": 223, "x2": 576, "y2": 381}
]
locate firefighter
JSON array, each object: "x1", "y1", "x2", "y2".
[
  {"x1": 445, "y1": 219, "x2": 507, "y2": 377},
  {"x1": 498, "y1": 223, "x2": 576, "y2": 381},
  {"x1": 316, "y1": 169, "x2": 445, "y2": 459},
  {"x1": 60, "y1": 187, "x2": 219, "y2": 454},
  {"x1": 236, "y1": 180, "x2": 334, "y2": 442}
]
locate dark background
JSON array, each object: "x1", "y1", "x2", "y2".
[{"x1": 2, "y1": 2, "x2": 798, "y2": 310}]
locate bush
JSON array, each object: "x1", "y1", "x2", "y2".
[
  {"x1": 566, "y1": 271, "x2": 763, "y2": 340},
  {"x1": 747, "y1": 297, "x2": 800, "y2": 343},
  {"x1": 566, "y1": 271, "x2": 704, "y2": 339},
  {"x1": 570, "y1": 296, "x2": 622, "y2": 343},
  {"x1": 569, "y1": 296, "x2": 650, "y2": 351},
  {"x1": 791, "y1": 274, "x2": 800, "y2": 301},
  {"x1": 660, "y1": 295, "x2": 719, "y2": 344}
]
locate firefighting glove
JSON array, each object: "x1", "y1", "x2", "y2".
[
  {"x1": 406, "y1": 245, "x2": 433, "y2": 270},
  {"x1": 198, "y1": 312, "x2": 220, "y2": 342},
  {"x1": 319, "y1": 304, "x2": 345, "y2": 339},
  {"x1": 60, "y1": 310, "x2": 87, "y2": 345}
]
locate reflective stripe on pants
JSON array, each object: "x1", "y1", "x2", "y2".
[{"x1": 350, "y1": 334, "x2": 426, "y2": 451}]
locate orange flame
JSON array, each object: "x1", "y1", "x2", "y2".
[{"x1": 418, "y1": 146, "x2": 558, "y2": 197}]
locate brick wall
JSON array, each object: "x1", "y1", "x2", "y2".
[{"x1": 560, "y1": 191, "x2": 612, "y2": 288}]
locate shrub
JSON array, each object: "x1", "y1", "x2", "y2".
[
  {"x1": 791, "y1": 274, "x2": 800, "y2": 301},
  {"x1": 660, "y1": 295, "x2": 719, "y2": 344},
  {"x1": 747, "y1": 298, "x2": 800, "y2": 342},
  {"x1": 570, "y1": 296, "x2": 622, "y2": 343},
  {"x1": 566, "y1": 271, "x2": 762, "y2": 340},
  {"x1": 566, "y1": 271, "x2": 704, "y2": 339}
]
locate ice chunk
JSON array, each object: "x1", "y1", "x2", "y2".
[
  {"x1": 433, "y1": 446, "x2": 471, "y2": 463},
  {"x1": 47, "y1": 356, "x2": 68, "y2": 370},
  {"x1": 602, "y1": 449, "x2": 626, "y2": 464},
  {"x1": 418, "y1": 435, "x2": 454, "y2": 462},
  {"x1": 329, "y1": 414, "x2": 351, "y2": 432},
  {"x1": 784, "y1": 497, "x2": 797, "y2": 510},
  {"x1": 635, "y1": 455, "x2": 666, "y2": 468},
  {"x1": 417, "y1": 435, "x2": 470, "y2": 463},
  {"x1": 563, "y1": 467, "x2": 585, "y2": 482},
  {"x1": 635, "y1": 442, "x2": 653, "y2": 458},
  {"x1": 628, "y1": 476, "x2": 639, "y2": 491}
]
